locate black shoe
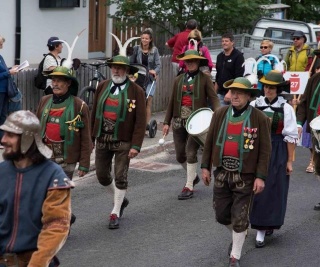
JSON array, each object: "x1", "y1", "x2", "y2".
[
  {"x1": 70, "y1": 213, "x2": 76, "y2": 225},
  {"x1": 193, "y1": 175, "x2": 200, "y2": 187},
  {"x1": 228, "y1": 242, "x2": 232, "y2": 256},
  {"x1": 255, "y1": 240, "x2": 265, "y2": 248},
  {"x1": 314, "y1": 203, "x2": 320, "y2": 210},
  {"x1": 178, "y1": 187, "x2": 193, "y2": 200},
  {"x1": 265, "y1": 229, "x2": 273, "y2": 236},
  {"x1": 229, "y1": 257, "x2": 240, "y2": 267},
  {"x1": 120, "y1": 197, "x2": 129, "y2": 218},
  {"x1": 108, "y1": 214, "x2": 119, "y2": 229}
]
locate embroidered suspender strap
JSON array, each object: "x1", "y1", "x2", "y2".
[{"x1": 216, "y1": 106, "x2": 252, "y2": 172}]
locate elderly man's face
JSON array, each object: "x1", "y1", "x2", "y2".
[
  {"x1": 230, "y1": 89, "x2": 251, "y2": 110},
  {"x1": 184, "y1": 59, "x2": 200, "y2": 73},
  {"x1": 111, "y1": 65, "x2": 128, "y2": 83},
  {"x1": 1, "y1": 131, "x2": 22, "y2": 160},
  {"x1": 51, "y1": 76, "x2": 71, "y2": 96}
]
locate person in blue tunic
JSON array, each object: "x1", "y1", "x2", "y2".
[{"x1": 250, "y1": 70, "x2": 298, "y2": 248}]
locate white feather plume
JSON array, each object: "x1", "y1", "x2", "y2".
[
  {"x1": 52, "y1": 28, "x2": 86, "y2": 69},
  {"x1": 109, "y1": 32, "x2": 140, "y2": 56},
  {"x1": 188, "y1": 38, "x2": 198, "y2": 51}
]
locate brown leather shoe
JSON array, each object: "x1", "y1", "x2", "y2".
[
  {"x1": 109, "y1": 214, "x2": 119, "y2": 229},
  {"x1": 178, "y1": 187, "x2": 193, "y2": 200}
]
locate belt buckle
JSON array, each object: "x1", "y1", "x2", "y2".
[{"x1": 222, "y1": 156, "x2": 240, "y2": 171}]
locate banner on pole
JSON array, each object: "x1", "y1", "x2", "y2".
[{"x1": 283, "y1": 71, "x2": 309, "y2": 94}]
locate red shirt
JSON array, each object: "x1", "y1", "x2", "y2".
[{"x1": 167, "y1": 29, "x2": 192, "y2": 63}]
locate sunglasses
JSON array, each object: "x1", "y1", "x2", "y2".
[
  {"x1": 292, "y1": 37, "x2": 301, "y2": 41},
  {"x1": 260, "y1": 46, "x2": 269, "y2": 49}
]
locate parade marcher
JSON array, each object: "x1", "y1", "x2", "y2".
[
  {"x1": 0, "y1": 110, "x2": 71, "y2": 267},
  {"x1": 36, "y1": 66, "x2": 91, "y2": 225},
  {"x1": 285, "y1": 30, "x2": 315, "y2": 172},
  {"x1": 249, "y1": 70, "x2": 298, "y2": 248},
  {"x1": 201, "y1": 77, "x2": 271, "y2": 267},
  {"x1": 91, "y1": 36, "x2": 146, "y2": 229},
  {"x1": 296, "y1": 59, "x2": 320, "y2": 210},
  {"x1": 214, "y1": 33, "x2": 245, "y2": 106},
  {"x1": 166, "y1": 19, "x2": 198, "y2": 76},
  {"x1": 162, "y1": 49, "x2": 220, "y2": 200}
]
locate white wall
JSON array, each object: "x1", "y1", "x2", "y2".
[{"x1": 0, "y1": 0, "x2": 89, "y2": 66}]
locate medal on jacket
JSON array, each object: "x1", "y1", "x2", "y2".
[
  {"x1": 249, "y1": 140, "x2": 254, "y2": 150},
  {"x1": 127, "y1": 99, "x2": 136, "y2": 112}
]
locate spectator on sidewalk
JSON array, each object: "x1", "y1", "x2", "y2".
[
  {"x1": 0, "y1": 110, "x2": 71, "y2": 266},
  {"x1": 91, "y1": 52, "x2": 146, "y2": 229},
  {"x1": 162, "y1": 49, "x2": 220, "y2": 200},
  {"x1": 130, "y1": 28, "x2": 161, "y2": 128},
  {"x1": 43, "y1": 36, "x2": 63, "y2": 95},
  {"x1": 166, "y1": 19, "x2": 198, "y2": 76},
  {"x1": 201, "y1": 77, "x2": 271, "y2": 267},
  {"x1": 36, "y1": 66, "x2": 91, "y2": 227},
  {"x1": 0, "y1": 35, "x2": 19, "y2": 147},
  {"x1": 214, "y1": 33, "x2": 244, "y2": 106},
  {"x1": 178, "y1": 29, "x2": 213, "y2": 76}
]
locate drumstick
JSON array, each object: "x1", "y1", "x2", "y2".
[{"x1": 158, "y1": 135, "x2": 166, "y2": 146}]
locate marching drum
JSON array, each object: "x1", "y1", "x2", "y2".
[
  {"x1": 186, "y1": 108, "x2": 213, "y2": 146},
  {"x1": 310, "y1": 116, "x2": 320, "y2": 153}
]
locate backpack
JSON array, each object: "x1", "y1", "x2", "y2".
[{"x1": 34, "y1": 53, "x2": 58, "y2": 90}]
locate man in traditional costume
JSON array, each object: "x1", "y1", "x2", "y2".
[
  {"x1": 91, "y1": 41, "x2": 146, "y2": 229},
  {"x1": 162, "y1": 49, "x2": 220, "y2": 200},
  {"x1": 201, "y1": 77, "x2": 271, "y2": 267}
]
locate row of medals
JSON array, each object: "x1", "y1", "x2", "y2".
[
  {"x1": 243, "y1": 128, "x2": 257, "y2": 150},
  {"x1": 128, "y1": 99, "x2": 136, "y2": 112}
]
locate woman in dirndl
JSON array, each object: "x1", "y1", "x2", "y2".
[{"x1": 249, "y1": 70, "x2": 298, "y2": 248}]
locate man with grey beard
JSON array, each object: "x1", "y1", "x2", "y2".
[{"x1": 91, "y1": 55, "x2": 146, "y2": 229}]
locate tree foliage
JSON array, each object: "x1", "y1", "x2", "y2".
[
  {"x1": 106, "y1": 0, "x2": 320, "y2": 38},
  {"x1": 283, "y1": 0, "x2": 320, "y2": 23}
]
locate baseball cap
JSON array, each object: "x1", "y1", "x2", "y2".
[{"x1": 47, "y1": 36, "x2": 62, "y2": 46}]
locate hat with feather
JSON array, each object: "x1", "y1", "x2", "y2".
[{"x1": 107, "y1": 33, "x2": 140, "y2": 75}]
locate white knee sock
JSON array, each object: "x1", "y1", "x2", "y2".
[
  {"x1": 111, "y1": 187, "x2": 126, "y2": 217},
  {"x1": 231, "y1": 230, "x2": 246, "y2": 260},
  {"x1": 106, "y1": 179, "x2": 115, "y2": 195},
  {"x1": 185, "y1": 162, "x2": 197, "y2": 190},
  {"x1": 256, "y1": 230, "x2": 266, "y2": 242}
]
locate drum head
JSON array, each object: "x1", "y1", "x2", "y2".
[
  {"x1": 310, "y1": 116, "x2": 320, "y2": 131},
  {"x1": 186, "y1": 108, "x2": 213, "y2": 135}
]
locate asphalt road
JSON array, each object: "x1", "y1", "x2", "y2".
[{"x1": 57, "y1": 146, "x2": 320, "y2": 267}]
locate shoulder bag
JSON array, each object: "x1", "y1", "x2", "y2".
[{"x1": 7, "y1": 77, "x2": 19, "y2": 98}]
